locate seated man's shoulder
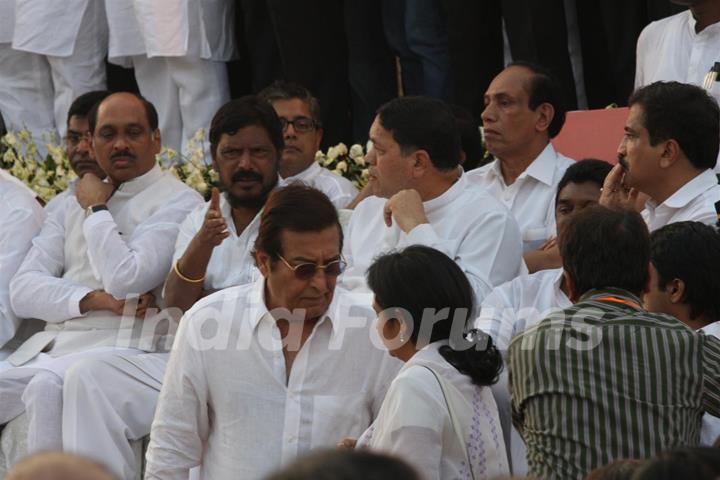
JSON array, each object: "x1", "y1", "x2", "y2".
[
  {"x1": 183, "y1": 283, "x2": 258, "y2": 325},
  {"x1": 639, "y1": 10, "x2": 689, "y2": 41}
]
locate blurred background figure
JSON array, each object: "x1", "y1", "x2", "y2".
[
  {"x1": 263, "y1": 450, "x2": 419, "y2": 480},
  {"x1": 6, "y1": 452, "x2": 117, "y2": 480}
]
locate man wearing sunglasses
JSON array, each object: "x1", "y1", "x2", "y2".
[
  {"x1": 145, "y1": 184, "x2": 401, "y2": 479},
  {"x1": 61, "y1": 96, "x2": 283, "y2": 479},
  {"x1": 260, "y1": 81, "x2": 358, "y2": 209}
]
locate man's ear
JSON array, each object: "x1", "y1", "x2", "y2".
[
  {"x1": 411, "y1": 149, "x2": 431, "y2": 178},
  {"x1": 658, "y1": 139, "x2": 681, "y2": 169},
  {"x1": 563, "y1": 270, "x2": 579, "y2": 303},
  {"x1": 255, "y1": 249, "x2": 271, "y2": 278},
  {"x1": 151, "y1": 128, "x2": 162, "y2": 153},
  {"x1": 535, "y1": 103, "x2": 555, "y2": 134},
  {"x1": 667, "y1": 278, "x2": 686, "y2": 304}
]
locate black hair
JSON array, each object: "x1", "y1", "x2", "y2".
[
  {"x1": 507, "y1": 60, "x2": 567, "y2": 138},
  {"x1": 450, "y1": 104, "x2": 485, "y2": 171},
  {"x1": 632, "y1": 447, "x2": 720, "y2": 480},
  {"x1": 254, "y1": 184, "x2": 342, "y2": 261},
  {"x1": 257, "y1": 80, "x2": 323, "y2": 126},
  {"x1": 560, "y1": 206, "x2": 650, "y2": 297},
  {"x1": 377, "y1": 96, "x2": 462, "y2": 171},
  {"x1": 650, "y1": 221, "x2": 720, "y2": 322},
  {"x1": 264, "y1": 450, "x2": 420, "y2": 480},
  {"x1": 209, "y1": 96, "x2": 284, "y2": 157},
  {"x1": 367, "y1": 245, "x2": 502, "y2": 387},
  {"x1": 67, "y1": 91, "x2": 111, "y2": 125},
  {"x1": 628, "y1": 81, "x2": 720, "y2": 170},
  {"x1": 87, "y1": 92, "x2": 159, "y2": 133},
  {"x1": 555, "y1": 158, "x2": 613, "y2": 203}
]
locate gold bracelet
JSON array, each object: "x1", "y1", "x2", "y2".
[{"x1": 173, "y1": 260, "x2": 206, "y2": 283}]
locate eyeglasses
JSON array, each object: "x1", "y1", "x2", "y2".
[
  {"x1": 279, "y1": 116, "x2": 317, "y2": 133},
  {"x1": 277, "y1": 254, "x2": 346, "y2": 280},
  {"x1": 64, "y1": 131, "x2": 91, "y2": 147}
]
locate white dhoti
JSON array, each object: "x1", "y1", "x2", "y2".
[
  {"x1": 63, "y1": 352, "x2": 167, "y2": 480},
  {"x1": 0, "y1": 347, "x2": 140, "y2": 457},
  {"x1": 132, "y1": 55, "x2": 229, "y2": 157}
]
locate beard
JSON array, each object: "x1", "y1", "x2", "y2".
[{"x1": 223, "y1": 169, "x2": 278, "y2": 210}]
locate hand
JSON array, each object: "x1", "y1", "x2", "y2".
[
  {"x1": 383, "y1": 189, "x2": 429, "y2": 233},
  {"x1": 79, "y1": 290, "x2": 125, "y2": 315},
  {"x1": 76, "y1": 173, "x2": 114, "y2": 209},
  {"x1": 197, "y1": 187, "x2": 230, "y2": 247},
  {"x1": 599, "y1": 164, "x2": 643, "y2": 211},
  {"x1": 337, "y1": 437, "x2": 357, "y2": 450},
  {"x1": 134, "y1": 292, "x2": 156, "y2": 319},
  {"x1": 538, "y1": 237, "x2": 557, "y2": 251}
]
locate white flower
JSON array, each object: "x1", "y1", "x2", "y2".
[
  {"x1": 349, "y1": 144, "x2": 364, "y2": 160},
  {"x1": 335, "y1": 143, "x2": 348, "y2": 157},
  {"x1": 354, "y1": 155, "x2": 366, "y2": 167},
  {"x1": 335, "y1": 161, "x2": 348, "y2": 173},
  {"x1": 326, "y1": 146, "x2": 340, "y2": 161},
  {"x1": 3, "y1": 132, "x2": 17, "y2": 147}
]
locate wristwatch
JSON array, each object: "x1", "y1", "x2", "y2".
[{"x1": 85, "y1": 203, "x2": 109, "y2": 217}]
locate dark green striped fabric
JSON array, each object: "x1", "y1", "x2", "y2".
[{"x1": 508, "y1": 288, "x2": 720, "y2": 479}]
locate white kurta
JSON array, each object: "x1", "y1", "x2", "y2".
[
  {"x1": 341, "y1": 173, "x2": 523, "y2": 302},
  {"x1": 281, "y1": 162, "x2": 358, "y2": 209},
  {"x1": 642, "y1": 169, "x2": 720, "y2": 232},
  {"x1": 475, "y1": 268, "x2": 570, "y2": 476},
  {"x1": 0, "y1": 178, "x2": 45, "y2": 348},
  {"x1": 145, "y1": 280, "x2": 401, "y2": 480},
  {"x1": 8, "y1": 165, "x2": 203, "y2": 364},
  {"x1": 466, "y1": 144, "x2": 574, "y2": 251},
  {"x1": 358, "y1": 341, "x2": 509, "y2": 480}
]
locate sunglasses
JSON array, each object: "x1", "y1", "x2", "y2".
[{"x1": 277, "y1": 254, "x2": 346, "y2": 280}]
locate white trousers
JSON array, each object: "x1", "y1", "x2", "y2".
[
  {"x1": 132, "y1": 56, "x2": 230, "y2": 159},
  {"x1": 0, "y1": 347, "x2": 137, "y2": 457},
  {"x1": 63, "y1": 352, "x2": 167, "y2": 480},
  {"x1": 0, "y1": 1, "x2": 106, "y2": 139}
]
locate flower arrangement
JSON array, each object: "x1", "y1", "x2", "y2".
[
  {"x1": 315, "y1": 142, "x2": 369, "y2": 189},
  {"x1": 0, "y1": 128, "x2": 370, "y2": 200}
]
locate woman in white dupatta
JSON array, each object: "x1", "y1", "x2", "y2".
[{"x1": 349, "y1": 246, "x2": 510, "y2": 480}]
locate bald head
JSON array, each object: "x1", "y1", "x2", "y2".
[
  {"x1": 88, "y1": 92, "x2": 158, "y2": 135},
  {"x1": 6, "y1": 453, "x2": 117, "y2": 480}
]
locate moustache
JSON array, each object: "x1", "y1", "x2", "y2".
[
  {"x1": 618, "y1": 155, "x2": 628, "y2": 169},
  {"x1": 111, "y1": 150, "x2": 136, "y2": 160},
  {"x1": 231, "y1": 170, "x2": 263, "y2": 183}
]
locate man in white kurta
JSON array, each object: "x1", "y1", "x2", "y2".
[
  {"x1": 62, "y1": 97, "x2": 285, "y2": 480},
  {"x1": 145, "y1": 185, "x2": 401, "y2": 479},
  {"x1": 260, "y1": 81, "x2": 358, "y2": 209},
  {"x1": 467, "y1": 63, "x2": 574, "y2": 251},
  {"x1": 601, "y1": 81, "x2": 720, "y2": 232},
  {"x1": 105, "y1": 0, "x2": 236, "y2": 156},
  {"x1": 0, "y1": 178, "x2": 44, "y2": 358},
  {"x1": 342, "y1": 97, "x2": 522, "y2": 302},
  {"x1": 1, "y1": 93, "x2": 202, "y2": 455}
]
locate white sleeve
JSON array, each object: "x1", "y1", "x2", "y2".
[
  {"x1": 145, "y1": 313, "x2": 209, "y2": 479},
  {"x1": 401, "y1": 210, "x2": 522, "y2": 304},
  {"x1": 82, "y1": 190, "x2": 201, "y2": 299},
  {"x1": 370, "y1": 373, "x2": 445, "y2": 480},
  {"x1": 172, "y1": 204, "x2": 202, "y2": 264},
  {"x1": 634, "y1": 25, "x2": 650, "y2": 88},
  {"x1": 10, "y1": 198, "x2": 93, "y2": 323},
  {"x1": 0, "y1": 188, "x2": 45, "y2": 345},
  {"x1": 475, "y1": 282, "x2": 518, "y2": 352}
]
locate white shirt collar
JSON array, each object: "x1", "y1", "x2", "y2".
[
  {"x1": 114, "y1": 163, "x2": 163, "y2": 196},
  {"x1": 281, "y1": 162, "x2": 321, "y2": 184},
  {"x1": 422, "y1": 171, "x2": 467, "y2": 213},
  {"x1": 647, "y1": 169, "x2": 718, "y2": 210},
  {"x1": 488, "y1": 143, "x2": 558, "y2": 187}
]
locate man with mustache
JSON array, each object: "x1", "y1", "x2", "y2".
[
  {"x1": 3, "y1": 92, "x2": 203, "y2": 457},
  {"x1": 601, "y1": 81, "x2": 720, "y2": 232},
  {"x1": 45, "y1": 90, "x2": 111, "y2": 216},
  {"x1": 61, "y1": 97, "x2": 284, "y2": 479},
  {"x1": 259, "y1": 81, "x2": 358, "y2": 209},
  {"x1": 467, "y1": 62, "x2": 574, "y2": 252}
]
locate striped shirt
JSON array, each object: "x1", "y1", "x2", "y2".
[{"x1": 508, "y1": 288, "x2": 720, "y2": 479}]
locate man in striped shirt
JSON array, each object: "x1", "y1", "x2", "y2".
[{"x1": 508, "y1": 206, "x2": 720, "y2": 479}]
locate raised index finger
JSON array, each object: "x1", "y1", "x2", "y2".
[{"x1": 210, "y1": 187, "x2": 220, "y2": 211}]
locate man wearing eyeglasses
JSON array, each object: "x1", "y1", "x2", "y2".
[
  {"x1": 59, "y1": 97, "x2": 281, "y2": 479},
  {"x1": 259, "y1": 81, "x2": 358, "y2": 209},
  {"x1": 3, "y1": 92, "x2": 202, "y2": 458},
  {"x1": 44, "y1": 91, "x2": 111, "y2": 217},
  {"x1": 144, "y1": 184, "x2": 400, "y2": 479}
]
